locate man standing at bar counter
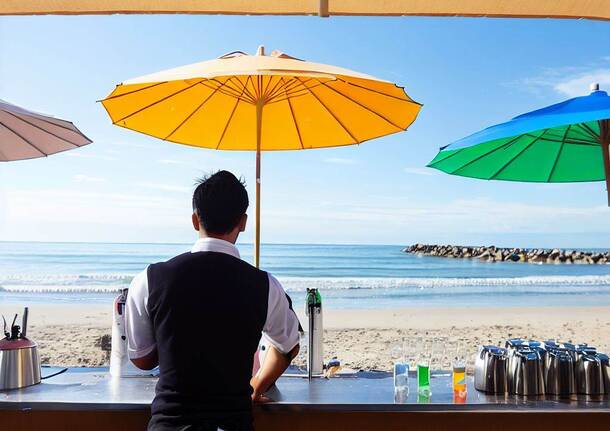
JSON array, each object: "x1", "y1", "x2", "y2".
[{"x1": 125, "y1": 170, "x2": 301, "y2": 431}]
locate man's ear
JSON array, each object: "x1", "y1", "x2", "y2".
[
  {"x1": 238, "y1": 214, "x2": 247, "y2": 233},
  {"x1": 192, "y1": 212, "x2": 200, "y2": 232}
]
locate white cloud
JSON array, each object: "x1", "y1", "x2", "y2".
[
  {"x1": 0, "y1": 188, "x2": 6, "y2": 231},
  {"x1": 158, "y1": 159, "x2": 194, "y2": 166},
  {"x1": 137, "y1": 182, "x2": 191, "y2": 193},
  {"x1": 323, "y1": 157, "x2": 358, "y2": 165},
  {"x1": 404, "y1": 167, "x2": 435, "y2": 176},
  {"x1": 0, "y1": 186, "x2": 198, "y2": 243},
  {"x1": 518, "y1": 59, "x2": 610, "y2": 97},
  {"x1": 106, "y1": 141, "x2": 149, "y2": 149},
  {"x1": 157, "y1": 154, "x2": 239, "y2": 170},
  {"x1": 554, "y1": 70, "x2": 610, "y2": 97},
  {"x1": 3, "y1": 188, "x2": 187, "y2": 225},
  {"x1": 265, "y1": 196, "x2": 610, "y2": 236},
  {"x1": 73, "y1": 174, "x2": 106, "y2": 183},
  {"x1": 65, "y1": 152, "x2": 116, "y2": 161},
  {"x1": 3, "y1": 183, "x2": 610, "y2": 245}
]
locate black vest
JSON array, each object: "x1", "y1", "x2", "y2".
[{"x1": 147, "y1": 251, "x2": 269, "y2": 422}]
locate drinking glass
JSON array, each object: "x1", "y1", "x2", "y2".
[
  {"x1": 417, "y1": 341, "x2": 431, "y2": 396},
  {"x1": 452, "y1": 341, "x2": 467, "y2": 394},
  {"x1": 393, "y1": 340, "x2": 409, "y2": 399}
]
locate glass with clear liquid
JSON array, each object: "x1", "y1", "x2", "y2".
[
  {"x1": 393, "y1": 340, "x2": 410, "y2": 402},
  {"x1": 394, "y1": 362, "x2": 409, "y2": 392}
]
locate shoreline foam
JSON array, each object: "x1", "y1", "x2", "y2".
[{"x1": 4, "y1": 274, "x2": 610, "y2": 293}]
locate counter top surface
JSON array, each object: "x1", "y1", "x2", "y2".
[{"x1": 0, "y1": 367, "x2": 609, "y2": 412}]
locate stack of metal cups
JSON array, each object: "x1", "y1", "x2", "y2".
[{"x1": 474, "y1": 338, "x2": 610, "y2": 397}]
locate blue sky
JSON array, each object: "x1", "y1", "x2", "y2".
[{"x1": 0, "y1": 15, "x2": 609, "y2": 247}]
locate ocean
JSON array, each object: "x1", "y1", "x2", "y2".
[{"x1": 2, "y1": 241, "x2": 610, "y2": 310}]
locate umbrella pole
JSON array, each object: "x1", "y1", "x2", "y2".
[
  {"x1": 255, "y1": 101, "x2": 263, "y2": 267},
  {"x1": 601, "y1": 120, "x2": 610, "y2": 207}
]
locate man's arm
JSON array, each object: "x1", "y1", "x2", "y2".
[
  {"x1": 254, "y1": 274, "x2": 301, "y2": 401},
  {"x1": 251, "y1": 344, "x2": 299, "y2": 401},
  {"x1": 131, "y1": 349, "x2": 159, "y2": 370},
  {"x1": 125, "y1": 268, "x2": 158, "y2": 370}
]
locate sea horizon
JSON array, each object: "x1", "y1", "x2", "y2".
[
  {"x1": 3, "y1": 239, "x2": 610, "y2": 250},
  {"x1": 3, "y1": 241, "x2": 610, "y2": 310}
]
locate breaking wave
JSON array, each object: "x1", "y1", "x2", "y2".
[
  {"x1": 0, "y1": 273, "x2": 132, "y2": 293},
  {"x1": 279, "y1": 275, "x2": 610, "y2": 292},
  {"x1": 1, "y1": 273, "x2": 610, "y2": 294}
]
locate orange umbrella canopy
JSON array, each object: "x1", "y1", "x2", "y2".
[
  {"x1": 101, "y1": 49, "x2": 421, "y2": 151},
  {"x1": 101, "y1": 47, "x2": 421, "y2": 267}
]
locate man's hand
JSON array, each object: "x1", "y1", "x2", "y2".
[
  {"x1": 251, "y1": 344, "x2": 299, "y2": 402},
  {"x1": 250, "y1": 376, "x2": 273, "y2": 403}
]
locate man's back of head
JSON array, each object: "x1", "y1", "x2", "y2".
[{"x1": 192, "y1": 170, "x2": 249, "y2": 241}]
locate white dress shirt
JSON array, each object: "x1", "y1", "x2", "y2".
[{"x1": 125, "y1": 237, "x2": 301, "y2": 360}]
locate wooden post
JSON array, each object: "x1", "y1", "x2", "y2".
[
  {"x1": 255, "y1": 100, "x2": 263, "y2": 267},
  {"x1": 319, "y1": 0, "x2": 329, "y2": 17},
  {"x1": 600, "y1": 119, "x2": 610, "y2": 207}
]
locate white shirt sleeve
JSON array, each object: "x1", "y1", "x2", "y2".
[
  {"x1": 262, "y1": 274, "x2": 300, "y2": 354},
  {"x1": 125, "y1": 267, "x2": 157, "y2": 359}
]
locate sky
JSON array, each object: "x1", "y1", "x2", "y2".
[{"x1": 0, "y1": 14, "x2": 609, "y2": 247}]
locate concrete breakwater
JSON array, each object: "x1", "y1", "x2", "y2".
[{"x1": 403, "y1": 244, "x2": 610, "y2": 264}]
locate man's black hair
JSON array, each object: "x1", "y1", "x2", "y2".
[{"x1": 192, "y1": 171, "x2": 249, "y2": 234}]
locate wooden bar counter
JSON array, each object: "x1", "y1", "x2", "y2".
[{"x1": 1, "y1": 367, "x2": 609, "y2": 430}]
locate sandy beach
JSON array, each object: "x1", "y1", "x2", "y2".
[{"x1": 3, "y1": 303, "x2": 609, "y2": 371}]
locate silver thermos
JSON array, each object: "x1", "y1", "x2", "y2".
[{"x1": 306, "y1": 288, "x2": 323, "y2": 379}]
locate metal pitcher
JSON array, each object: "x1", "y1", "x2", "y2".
[
  {"x1": 597, "y1": 353, "x2": 610, "y2": 395},
  {"x1": 474, "y1": 345, "x2": 508, "y2": 394},
  {"x1": 545, "y1": 348, "x2": 575, "y2": 395},
  {"x1": 508, "y1": 348, "x2": 545, "y2": 396},
  {"x1": 576, "y1": 353, "x2": 604, "y2": 395}
]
